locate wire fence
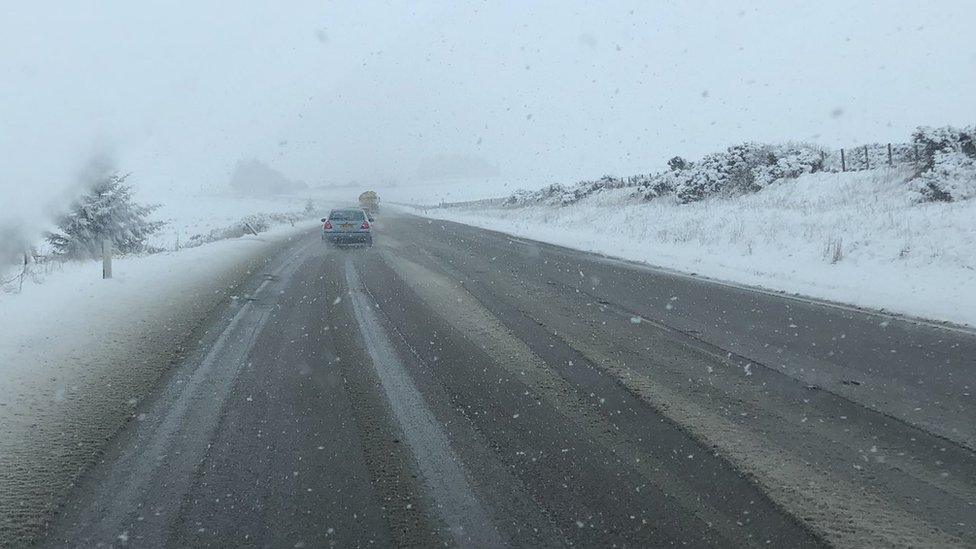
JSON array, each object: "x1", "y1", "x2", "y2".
[
  {"x1": 822, "y1": 142, "x2": 923, "y2": 172},
  {"x1": 1, "y1": 251, "x2": 68, "y2": 294}
]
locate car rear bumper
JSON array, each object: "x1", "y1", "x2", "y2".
[{"x1": 324, "y1": 231, "x2": 372, "y2": 243}]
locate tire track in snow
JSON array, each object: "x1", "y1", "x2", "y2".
[
  {"x1": 41, "y1": 238, "x2": 316, "y2": 546},
  {"x1": 343, "y1": 258, "x2": 505, "y2": 548}
]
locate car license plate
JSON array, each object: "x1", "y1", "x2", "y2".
[{"x1": 340, "y1": 223, "x2": 353, "y2": 230}]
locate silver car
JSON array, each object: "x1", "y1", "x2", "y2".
[{"x1": 321, "y1": 208, "x2": 373, "y2": 247}]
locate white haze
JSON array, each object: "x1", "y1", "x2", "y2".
[{"x1": 2, "y1": 0, "x2": 975, "y2": 241}]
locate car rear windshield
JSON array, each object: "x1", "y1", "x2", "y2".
[{"x1": 329, "y1": 209, "x2": 365, "y2": 221}]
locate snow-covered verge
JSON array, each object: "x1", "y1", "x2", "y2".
[
  {"x1": 0, "y1": 223, "x2": 313, "y2": 542},
  {"x1": 1, "y1": 193, "x2": 323, "y2": 293},
  {"x1": 147, "y1": 194, "x2": 315, "y2": 250},
  {"x1": 403, "y1": 168, "x2": 976, "y2": 328}
]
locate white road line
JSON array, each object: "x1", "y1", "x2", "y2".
[{"x1": 343, "y1": 259, "x2": 505, "y2": 548}]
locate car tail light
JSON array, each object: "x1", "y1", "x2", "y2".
[
  {"x1": 323, "y1": 220, "x2": 333, "y2": 230},
  {"x1": 361, "y1": 221, "x2": 370, "y2": 230}
]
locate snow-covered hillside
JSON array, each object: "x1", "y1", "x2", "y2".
[{"x1": 406, "y1": 164, "x2": 976, "y2": 328}]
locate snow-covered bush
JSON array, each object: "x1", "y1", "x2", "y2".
[
  {"x1": 633, "y1": 171, "x2": 677, "y2": 199},
  {"x1": 912, "y1": 125, "x2": 975, "y2": 170},
  {"x1": 667, "y1": 156, "x2": 688, "y2": 171},
  {"x1": 564, "y1": 176, "x2": 630, "y2": 204},
  {"x1": 668, "y1": 142, "x2": 825, "y2": 203},
  {"x1": 915, "y1": 150, "x2": 976, "y2": 202},
  {"x1": 46, "y1": 173, "x2": 165, "y2": 258},
  {"x1": 500, "y1": 143, "x2": 828, "y2": 206},
  {"x1": 911, "y1": 125, "x2": 976, "y2": 201},
  {"x1": 756, "y1": 144, "x2": 826, "y2": 184},
  {"x1": 628, "y1": 143, "x2": 827, "y2": 203},
  {"x1": 531, "y1": 183, "x2": 572, "y2": 206},
  {"x1": 503, "y1": 176, "x2": 640, "y2": 207},
  {"x1": 503, "y1": 189, "x2": 536, "y2": 206},
  {"x1": 492, "y1": 128, "x2": 963, "y2": 207}
]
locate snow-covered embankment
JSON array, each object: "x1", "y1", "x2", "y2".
[{"x1": 407, "y1": 168, "x2": 976, "y2": 328}]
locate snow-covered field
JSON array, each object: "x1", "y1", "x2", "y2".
[{"x1": 404, "y1": 168, "x2": 976, "y2": 328}]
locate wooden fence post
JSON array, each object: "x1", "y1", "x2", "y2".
[
  {"x1": 864, "y1": 145, "x2": 870, "y2": 170},
  {"x1": 840, "y1": 148, "x2": 846, "y2": 172},
  {"x1": 887, "y1": 143, "x2": 893, "y2": 166},
  {"x1": 20, "y1": 252, "x2": 28, "y2": 292},
  {"x1": 102, "y1": 239, "x2": 112, "y2": 279}
]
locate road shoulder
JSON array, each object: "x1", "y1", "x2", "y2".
[{"x1": 0, "y1": 225, "x2": 314, "y2": 545}]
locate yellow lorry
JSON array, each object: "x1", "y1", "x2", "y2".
[{"x1": 358, "y1": 190, "x2": 380, "y2": 214}]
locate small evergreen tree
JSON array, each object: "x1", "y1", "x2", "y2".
[{"x1": 47, "y1": 173, "x2": 165, "y2": 258}]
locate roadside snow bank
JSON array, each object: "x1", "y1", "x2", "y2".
[
  {"x1": 0, "y1": 223, "x2": 312, "y2": 543},
  {"x1": 148, "y1": 194, "x2": 314, "y2": 250},
  {"x1": 407, "y1": 169, "x2": 976, "y2": 327}
]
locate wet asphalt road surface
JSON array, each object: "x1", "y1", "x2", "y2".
[{"x1": 39, "y1": 212, "x2": 976, "y2": 547}]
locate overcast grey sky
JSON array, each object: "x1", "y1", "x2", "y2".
[{"x1": 2, "y1": 0, "x2": 975, "y2": 216}]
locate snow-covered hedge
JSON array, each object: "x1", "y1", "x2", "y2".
[
  {"x1": 626, "y1": 142, "x2": 827, "y2": 203},
  {"x1": 915, "y1": 150, "x2": 976, "y2": 202},
  {"x1": 504, "y1": 175, "x2": 651, "y2": 207},
  {"x1": 911, "y1": 125, "x2": 976, "y2": 202},
  {"x1": 666, "y1": 142, "x2": 826, "y2": 203},
  {"x1": 486, "y1": 125, "x2": 973, "y2": 209},
  {"x1": 497, "y1": 143, "x2": 826, "y2": 208}
]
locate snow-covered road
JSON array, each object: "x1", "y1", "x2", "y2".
[
  {"x1": 0, "y1": 223, "x2": 313, "y2": 542},
  {"x1": 17, "y1": 212, "x2": 976, "y2": 548},
  {"x1": 404, "y1": 169, "x2": 976, "y2": 328}
]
